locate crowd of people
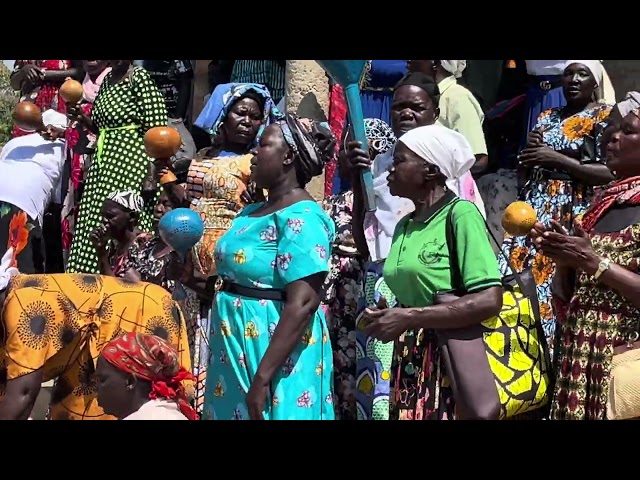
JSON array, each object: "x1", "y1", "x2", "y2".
[{"x1": 0, "y1": 59, "x2": 637, "y2": 421}]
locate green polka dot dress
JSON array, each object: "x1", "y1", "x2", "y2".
[{"x1": 66, "y1": 67, "x2": 168, "y2": 274}]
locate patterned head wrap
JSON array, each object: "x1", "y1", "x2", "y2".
[
  {"x1": 364, "y1": 118, "x2": 396, "y2": 156},
  {"x1": 618, "y1": 91, "x2": 640, "y2": 119},
  {"x1": 194, "y1": 82, "x2": 283, "y2": 146},
  {"x1": 106, "y1": 191, "x2": 144, "y2": 213},
  {"x1": 276, "y1": 113, "x2": 336, "y2": 185},
  {"x1": 101, "y1": 332, "x2": 198, "y2": 420}
]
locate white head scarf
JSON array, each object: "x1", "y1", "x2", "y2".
[
  {"x1": 42, "y1": 109, "x2": 68, "y2": 129},
  {"x1": 440, "y1": 60, "x2": 467, "y2": 79},
  {"x1": 618, "y1": 91, "x2": 640, "y2": 118},
  {"x1": 398, "y1": 125, "x2": 475, "y2": 195},
  {"x1": 565, "y1": 60, "x2": 605, "y2": 102}
]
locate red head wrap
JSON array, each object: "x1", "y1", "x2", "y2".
[{"x1": 101, "y1": 332, "x2": 198, "y2": 420}]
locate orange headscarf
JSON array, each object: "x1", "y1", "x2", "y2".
[{"x1": 101, "y1": 332, "x2": 198, "y2": 420}]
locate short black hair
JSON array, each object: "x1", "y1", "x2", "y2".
[{"x1": 394, "y1": 72, "x2": 441, "y2": 107}]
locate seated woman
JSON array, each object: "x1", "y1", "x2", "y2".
[
  {"x1": 92, "y1": 190, "x2": 173, "y2": 290},
  {"x1": 360, "y1": 124, "x2": 503, "y2": 420},
  {"x1": 0, "y1": 274, "x2": 191, "y2": 420},
  {"x1": 500, "y1": 60, "x2": 614, "y2": 350},
  {"x1": 196, "y1": 114, "x2": 337, "y2": 420},
  {"x1": 530, "y1": 106, "x2": 640, "y2": 420},
  {"x1": 96, "y1": 332, "x2": 197, "y2": 420}
]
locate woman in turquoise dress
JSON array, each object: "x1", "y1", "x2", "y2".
[{"x1": 202, "y1": 114, "x2": 337, "y2": 420}]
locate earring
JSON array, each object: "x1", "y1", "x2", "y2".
[{"x1": 126, "y1": 384, "x2": 134, "y2": 391}]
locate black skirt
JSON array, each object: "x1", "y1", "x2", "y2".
[{"x1": 0, "y1": 201, "x2": 45, "y2": 279}]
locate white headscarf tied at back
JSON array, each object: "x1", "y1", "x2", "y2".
[
  {"x1": 565, "y1": 60, "x2": 606, "y2": 102},
  {"x1": 440, "y1": 61, "x2": 467, "y2": 79},
  {"x1": 398, "y1": 124, "x2": 476, "y2": 193}
]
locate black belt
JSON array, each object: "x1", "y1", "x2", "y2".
[{"x1": 214, "y1": 278, "x2": 286, "y2": 302}]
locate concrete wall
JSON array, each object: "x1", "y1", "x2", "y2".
[
  {"x1": 604, "y1": 60, "x2": 640, "y2": 102},
  {"x1": 284, "y1": 61, "x2": 330, "y2": 201},
  {"x1": 189, "y1": 60, "x2": 331, "y2": 201}
]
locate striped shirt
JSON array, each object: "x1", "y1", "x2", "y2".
[{"x1": 230, "y1": 60, "x2": 285, "y2": 102}]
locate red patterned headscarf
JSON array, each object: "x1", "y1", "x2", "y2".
[
  {"x1": 101, "y1": 332, "x2": 198, "y2": 420},
  {"x1": 581, "y1": 175, "x2": 640, "y2": 232}
]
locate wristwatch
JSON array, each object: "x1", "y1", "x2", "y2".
[{"x1": 594, "y1": 258, "x2": 611, "y2": 280}]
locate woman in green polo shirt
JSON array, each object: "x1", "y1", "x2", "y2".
[{"x1": 361, "y1": 124, "x2": 503, "y2": 420}]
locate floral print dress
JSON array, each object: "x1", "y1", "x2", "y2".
[
  {"x1": 320, "y1": 190, "x2": 365, "y2": 420},
  {"x1": 551, "y1": 218, "x2": 640, "y2": 420},
  {"x1": 499, "y1": 104, "x2": 611, "y2": 351},
  {"x1": 202, "y1": 200, "x2": 336, "y2": 420}
]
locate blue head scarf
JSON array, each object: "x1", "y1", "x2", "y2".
[{"x1": 194, "y1": 82, "x2": 282, "y2": 146}]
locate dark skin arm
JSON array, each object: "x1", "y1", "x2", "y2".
[
  {"x1": 90, "y1": 225, "x2": 114, "y2": 276},
  {"x1": 67, "y1": 105, "x2": 98, "y2": 135},
  {"x1": 471, "y1": 154, "x2": 489, "y2": 176},
  {"x1": 345, "y1": 140, "x2": 373, "y2": 258},
  {"x1": 246, "y1": 273, "x2": 326, "y2": 420},
  {"x1": 156, "y1": 166, "x2": 191, "y2": 208},
  {"x1": 165, "y1": 251, "x2": 212, "y2": 299},
  {"x1": 10, "y1": 62, "x2": 44, "y2": 91},
  {"x1": 362, "y1": 286, "x2": 503, "y2": 343},
  {"x1": 42, "y1": 67, "x2": 81, "y2": 84},
  {"x1": 529, "y1": 221, "x2": 576, "y2": 302},
  {"x1": 519, "y1": 130, "x2": 614, "y2": 186},
  {"x1": 0, "y1": 371, "x2": 43, "y2": 420},
  {"x1": 533, "y1": 219, "x2": 640, "y2": 310}
]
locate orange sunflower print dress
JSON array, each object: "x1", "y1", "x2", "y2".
[
  {"x1": 0, "y1": 274, "x2": 192, "y2": 420},
  {"x1": 499, "y1": 103, "x2": 612, "y2": 353}
]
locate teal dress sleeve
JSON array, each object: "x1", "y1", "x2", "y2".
[{"x1": 274, "y1": 206, "x2": 335, "y2": 285}]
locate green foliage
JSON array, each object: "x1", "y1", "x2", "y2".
[{"x1": 0, "y1": 62, "x2": 17, "y2": 146}]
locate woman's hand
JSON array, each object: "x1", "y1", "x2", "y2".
[
  {"x1": 67, "y1": 105, "x2": 93, "y2": 129},
  {"x1": 526, "y1": 129, "x2": 544, "y2": 148},
  {"x1": 345, "y1": 140, "x2": 372, "y2": 171},
  {"x1": 362, "y1": 305, "x2": 411, "y2": 343},
  {"x1": 90, "y1": 225, "x2": 108, "y2": 257},
  {"x1": 519, "y1": 145, "x2": 565, "y2": 169},
  {"x1": 246, "y1": 375, "x2": 269, "y2": 420},
  {"x1": 533, "y1": 219, "x2": 600, "y2": 272},
  {"x1": 23, "y1": 64, "x2": 45, "y2": 87}
]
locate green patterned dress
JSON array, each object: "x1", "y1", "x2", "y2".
[{"x1": 66, "y1": 67, "x2": 167, "y2": 274}]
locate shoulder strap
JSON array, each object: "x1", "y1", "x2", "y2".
[{"x1": 444, "y1": 199, "x2": 464, "y2": 291}]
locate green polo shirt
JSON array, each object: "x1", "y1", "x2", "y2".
[{"x1": 383, "y1": 193, "x2": 501, "y2": 308}]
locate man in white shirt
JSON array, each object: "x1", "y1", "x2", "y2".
[{"x1": 0, "y1": 109, "x2": 67, "y2": 277}]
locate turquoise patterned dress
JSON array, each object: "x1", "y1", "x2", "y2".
[{"x1": 202, "y1": 200, "x2": 336, "y2": 420}]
